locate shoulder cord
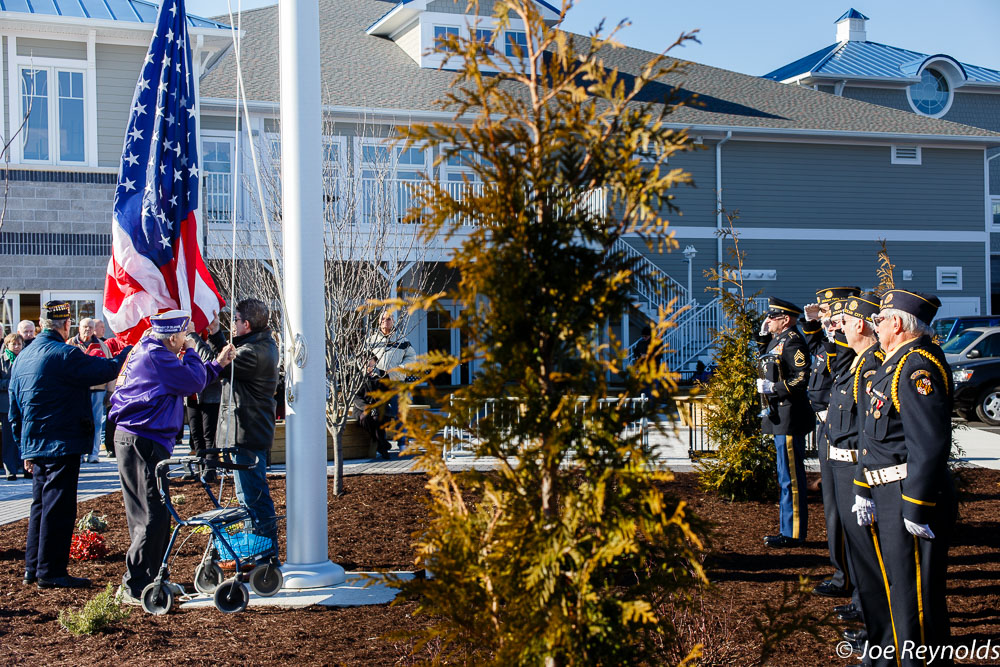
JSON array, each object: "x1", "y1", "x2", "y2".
[
  {"x1": 852, "y1": 347, "x2": 885, "y2": 404},
  {"x1": 891, "y1": 348, "x2": 950, "y2": 412}
]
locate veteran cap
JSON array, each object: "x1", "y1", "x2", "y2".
[
  {"x1": 879, "y1": 289, "x2": 941, "y2": 326},
  {"x1": 842, "y1": 294, "x2": 880, "y2": 321},
  {"x1": 150, "y1": 310, "x2": 191, "y2": 335},
  {"x1": 766, "y1": 297, "x2": 803, "y2": 318},
  {"x1": 42, "y1": 300, "x2": 71, "y2": 320},
  {"x1": 816, "y1": 286, "x2": 861, "y2": 305}
]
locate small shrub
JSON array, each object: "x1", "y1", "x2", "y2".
[
  {"x1": 172, "y1": 494, "x2": 187, "y2": 505},
  {"x1": 69, "y1": 530, "x2": 108, "y2": 561},
  {"x1": 58, "y1": 583, "x2": 131, "y2": 635},
  {"x1": 76, "y1": 510, "x2": 109, "y2": 534}
]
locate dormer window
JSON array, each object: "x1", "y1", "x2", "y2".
[
  {"x1": 434, "y1": 25, "x2": 460, "y2": 45},
  {"x1": 908, "y1": 67, "x2": 951, "y2": 117},
  {"x1": 505, "y1": 30, "x2": 527, "y2": 57}
]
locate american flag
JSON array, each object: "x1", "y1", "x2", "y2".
[{"x1": 104, "y1": 0, "x2": 224, "y2": 343}]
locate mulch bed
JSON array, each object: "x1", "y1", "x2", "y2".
[{"x1": 0, "y1": 468, "x2": 996, "y2": 665}]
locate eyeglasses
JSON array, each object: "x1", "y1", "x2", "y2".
[{"x1": 871, "y1": 314, "x2": 888, "y2": 325}]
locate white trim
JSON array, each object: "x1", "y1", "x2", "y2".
[
  {"x1": 85, "y1": 30, "x2": 97, "y2": 168},
  {"x1": 936, "y1": 266, "x2": 963, "y2": 291},
  {"x1": 905, "y1": 64, "x2": 955, "y2": 119},
  {"x1": 986, "y1": 151, "x2": 993, "y2": 314},
  {"x1": 7, "y1": 35, "x2": 19, "y2": 161},
  {"x1": 661, "y1": 226, "x2": 987, "y2": 242},
  {"x1": 17, "y1": 63, "x2": 89, "y2": 166},
  {"x1": 891, "y1": 145, "x2": 922, "y2": 165}
]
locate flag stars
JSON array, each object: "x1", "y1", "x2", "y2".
[
  {"x1": 124, "y1": 152, "x2": 139, "y2": 167},
  {"x1": 166, "y1": 28, "x2": 174, "y2": 43},
  {"x1": 121, "y1": 178, "x2": 136, "y2": 192},
  {"x1": 133, "y1": 102, "x2": 147, "y2": 116},
  {"x1": 189, "y1": 164, "x2": 200, "y2": 180},
  {"x1": 174, "y1": 168, "x2": 183, "y2": 182},
  {"x1": 138, "y1": 78, "x2": 150, "y2": 92},
  {"x1": 128, "y1": 127, "x2": 143, "y2": 142},
  {"x1": 159, "y1": 234, "x2": 171, "y2": 249},
  {"x1": 168, "y1": 2, "x2": 177, "y2": 16}
]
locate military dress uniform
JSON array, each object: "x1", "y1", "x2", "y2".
[
  {"x1": 855, "y1": 290, "x2": 956, "y2": 667},
  {"x1": 757, "y1": 297, "x2": 812, "y2": 546},
  {"x1": 825, "y1": 295, "x2": 892, "y2": 661},
  {"x1": 807, "y1": 286, "x2": 861, "y2": 597}
]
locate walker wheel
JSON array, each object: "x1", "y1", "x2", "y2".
[
  {"x1": 194, "y1": 562, "x2": 224, "y2": 595},
  {"x1": 141, "y1": 582, "x2": 174, "y2": 615},
  {"x1": 213, "y1": 578, "x2": 249, "y2": 613},
  {"x1": 249, "y1": 563, "x2": 283, "y2": 597}
]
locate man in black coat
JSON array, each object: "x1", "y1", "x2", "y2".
[
  {"x1": 9, "y1": 301, "x2": 129, "y2": 588},
  {"x1": 756, "y1": 297, "x2": 813, "y2": 548},
  {"x1": 223, "y1": 298, "x2": 280, "y2": 542}
]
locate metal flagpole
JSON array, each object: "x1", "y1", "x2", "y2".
[{"x1": 278, "y1": 0, "x2": 345, "y2": 588}]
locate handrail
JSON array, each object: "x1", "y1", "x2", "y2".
[{"x1": 612, "y1": 237, "x2": 692, "y2": 315}]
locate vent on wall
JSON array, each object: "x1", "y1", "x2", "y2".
[
  {"x1": 936, "y1": 266, "x2": 962, "y2": 291},
  {"x1": 891, "y1": 145, "x2": 922, "y2": 165}
]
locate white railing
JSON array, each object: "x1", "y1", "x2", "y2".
[
  {"x1": 203, "y1": 172, "x2": 233, "y2": 225},
  {"x1": 612, "y1": 237, "x2": 692, "y2": 316},
  {"x1": 444, "y1": 395, "x2": 649, "y2": 460}
]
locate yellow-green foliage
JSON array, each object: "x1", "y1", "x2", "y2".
[
  {"x1": 58, "y1": 583, "x2": 131, "y2": 635},
  {"x1": 696, "y1": 222, "x2": 777, "y2": 501},
  {"x1": 381, "y1": 1, "x2": 709, "y2": 662}
]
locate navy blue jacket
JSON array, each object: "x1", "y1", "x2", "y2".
[{"x1": 8, "y1": 329, "x2": 129, "y2": 459}]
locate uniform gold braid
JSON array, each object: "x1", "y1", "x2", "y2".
[
  {"x1": 853, "y1": 348, "x2": 885, "y2": 404},
  {"x1": 891, "y1": 348, "x2": 949, "y2": 413}
]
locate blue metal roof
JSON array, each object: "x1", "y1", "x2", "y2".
[
  {"x1": 0, "y1": 0, "x2": 230, "y2": 29},
  {"x1": 836, "y1": 8, "x2": 869, "y2": 22},
  {"x1": 763, "y1": 40, "x2": 1000, "y2": 85}
]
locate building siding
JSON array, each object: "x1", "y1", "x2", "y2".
[
  {"x1": 842, "y1": 86, "x2": 909, "y2": 112},
  {"x1": 95, "y1": 43, "x2": 145, "y2": 167},
  {"x1": 393, "y1": 20, "x2": 420, "y2": 64},
  {"x1": 426, "y1": 0, "x2": 498, "y2": 15},
  {"x1": 722, "y1": 141, "x2": 985, "y2": 232},
  {"x1": 941, "y1": 92, "x2": 1000, "y2": 134},
  {"x1": 16, "y1": 37, "x2": 86, "y2": 60},
  {"x1": 726, "y1": 238, "x2": 986, "y2": 311}
]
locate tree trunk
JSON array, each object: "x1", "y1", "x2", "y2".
[{"x1": 333, "y1": 425, "x2": 344, "y2": 496}]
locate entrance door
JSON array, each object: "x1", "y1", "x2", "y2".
[
  {"x1": 42, "y1": 290, "x2": 103, "y2": 325},
  {"x1": 424, "y1": 303, "x2": 473, "y2": 385}
]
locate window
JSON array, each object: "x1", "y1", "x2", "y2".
[
  {"x1": 973, "y1": 333, "x2": 1000, "y2": 358},
  {"x1": 442, "y1": 149, "x2": 482, "y2": 182},
  {"x1": 20, "y1": 67, "x2": 86, "y2": 164},
  {"x1": 505, "y1": 30, "x2": 527, "y2": 57},
  {"x1": 202, "y1": 138, "x2": 234, "y2": 225},
  {"x1": 908, "y1": 67, "x2": 951, "y2": 117},
  {"x1": 322, "y1": 137, "x2": 348, "y2": 220},
  {"x1": 357, "y1": 140, "x2": 430, "y2": 223},
  {"x1": 891, "y1": 145, "x2": 921, "y2": 165},
  {"x1": 434, "y1": 25, "x2": 459, "y2": 46},
  {"x1": 475, "y1": 28, "x2": 494, "y2": 45},
  {"x1": 992, "y1": 197, "x2": 1000, "y2": 226},
  {"x1": 936, "y1": 266, "x2": 962, "y2": 291}
]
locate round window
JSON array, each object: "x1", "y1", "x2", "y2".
[{"x1": 908, "y1": 68, "x2": 950, "y2": 116}]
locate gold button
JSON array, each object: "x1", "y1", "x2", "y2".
[{"x1": 862, "y1": 449, "x2": 867, "y2": 456}]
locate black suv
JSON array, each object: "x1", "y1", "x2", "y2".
[{"x1": 952, "y1": 357, "x2": 1000, "y2": 424}]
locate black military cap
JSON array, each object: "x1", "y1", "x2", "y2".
[
  {"x1": 42, "y1": 300, "x2": 71, "y2": 320},
  {"x1": 880, "y1": 289, "x2": 941, "y2": 325},
  {"x1": 765, "y1": 297, "x2": 802, "y2": 318},
  {"x1": 816, "y1": 286, "x2": 861, "y2": 305},
  {"x1": 842, "y1": 294, "x2": 880, "y2": 321}
]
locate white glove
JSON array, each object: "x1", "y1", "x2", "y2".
[
  {"x1": 824, "y1": 327, "x2": 837, "y2": 342},
  {"x1": 852, "y1": 495, "x2": 876, "y2": 526},
  {"x1": 756, "y1": 379, "x2": 776, "y2": 395},
  {"x1": 817, "y1": 409, "x2": 828, "y2": 423},
  {"x1": 804, "y1": 303, "x2": 821, "y2": 322},
  {"x1": 759, "y1": 321, "x2": 768, "y2": 336},
  {"x1": 904, "y1": 518, "x2": 936, "y2": 540}
]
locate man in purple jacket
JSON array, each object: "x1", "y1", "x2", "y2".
[{"x1": 110, "y1": 310, "x2": 234, "y2": 605}]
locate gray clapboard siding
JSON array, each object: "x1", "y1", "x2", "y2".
[
  {"x1": 623, "y1": 236, "x2": 719, "y2": 304},
  {"x1": 96, "y1": 44, "x2": 145, "y2": 167},
  {"x1": 202, "y1": 115, "x2": 241, "y2": 131},
  {"x1": 16, "y1": 38, "x2": 86, "y2": 61},
  {"x1": 426, "y1": 0, "x2": 498, "y2": 15},
  {"x1": 725, "y1": 238, "x2": 985, "y2": 308},
  {"x1": 722, "y1": 142, "x2": 985, "y2": 232},
  {"x1": 842, "y1": 86, "x2": 909, "y2": 113},
  {"x1": 840, "y1": 88, "x2": 996, "y2": 135}
]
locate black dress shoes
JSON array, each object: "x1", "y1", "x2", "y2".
[
  {"x1": 37, "y1": 575, "x2": 91, "y2": 589},
  {"x1": 23, "y1": 572, "x2": 36, "y2": 585},
  {"x1": 843, "y1": 628, "x2": 867, "y2": 642},
  {"x1": 813, "y1": 579, "x2": 851, "y2": 597},
  {"x1": 764, "y1": 534, "x2": 802, "y2": 548},
  {"x1": 834, "y1": 602, "x2": 862, "y2": 622},
  {"x1": 5, "y1": 474, "x2": 15, "y2": 481}
]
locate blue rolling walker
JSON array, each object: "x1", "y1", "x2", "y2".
[{"x1": 141, "y1": 448, "x2": 283, "y2": 615}]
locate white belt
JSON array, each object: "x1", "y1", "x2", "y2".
[
  {"x1": 828, "y1": 446, "x2": 857, "y2": 463},
  {"x1": 864, "y1": 463, "x2": 908, "y2": 486}
]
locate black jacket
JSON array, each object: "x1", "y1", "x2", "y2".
[
  {"x1": 225, "y1": 328, "x2": 279, "y2": 451},
  {"x1": 756, "y1": 327, "x2": 814, "y2": 436},
  {"x1": 187, "y1": 330, "x2": 226, "y2": 404}
]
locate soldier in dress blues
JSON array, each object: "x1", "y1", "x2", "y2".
[
  {"x1": 756, "y1": 297, "x2": 812, "y2": 547},
  {"x1": 853, "y1": 290, "x2": 956, "y2": 667},
  {"x1": 803, "y1": 286, "x2": 861, "y2": 598}
]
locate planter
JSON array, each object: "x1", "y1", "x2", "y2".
[{"x1": 270, "y1": 419, "x2": 376, "y2": 465}]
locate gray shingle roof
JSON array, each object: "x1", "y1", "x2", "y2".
[{"x1": 200, "y1": 0, "x2": 1000, "y2": 139}]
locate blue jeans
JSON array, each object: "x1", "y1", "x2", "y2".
[
  {"x1": 233, "y1": 448, "x2": 277, "y2": 542},
  {"x1": 1, "y1": 416, "x2": 22, "y2": 476},
  {"x1": 774, "y1": 434, "x2": 808, "y2": 540},
  {"x1": 89, "y1": 391, "x2": 106, "y2": 458}
]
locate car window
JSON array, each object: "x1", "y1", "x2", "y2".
[
  {"x1": 942, "y1": 330, "x2": 982, "y2": 353},
  {"x1": 973, "y1": 333, "x2": 1000, "y2": 358},
  {"x1": 933, "y1": 318, "x2": 956, "y2": 340},
  {"x1": 954, "y1": 319, "x2": 989, "y2": 335}
]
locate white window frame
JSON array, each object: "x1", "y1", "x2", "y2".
[
  {"x1": 322, "y1": 135, "x2": 349, "y2": 220},
  {"x1": 505, "y1": 30, "x2": 528, "y2": 57},
  {"x1": 201, "y1": 132, "x2": 237, "y2": 226},
  {"x1": 354, "y1": 136, "x2": 431, "y2": 224},
  {"x1": 936, "y1": 266, "x2": 963, "y2": 291},
  {"x1": 41, "y1": 290, "x2": 105, "y2": 325},
  {"x1": 17, "y1": 61, "x2": 89, "y2": 166},
  {"x1": 891, "y1": 145, "x2": 922, "y2": 165},
  {"x1": 432, "y1": 24, "x2": 460, "y2": 47}
]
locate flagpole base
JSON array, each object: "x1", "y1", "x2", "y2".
[{"x1": 280, "y1": 560, "x2": 346, "y2": 589}]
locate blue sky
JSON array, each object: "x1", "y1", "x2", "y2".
[{"x1": 186, "y1": 0, "x2": 1000, "y2": 76}]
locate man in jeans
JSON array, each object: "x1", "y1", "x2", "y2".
[{"x1": 223, "y1": 299, "x2": 280, "y2": 542}]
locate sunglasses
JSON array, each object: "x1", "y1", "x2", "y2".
[{"x1": 871, "y1": 314, "x2": 889, "y2": 325}]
